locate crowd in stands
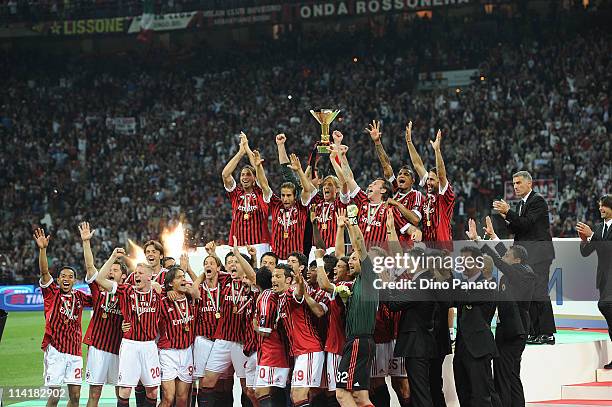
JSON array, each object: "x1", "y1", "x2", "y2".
[{"x1": 0, "y1": 10, "x2": 609, "y2": 283}]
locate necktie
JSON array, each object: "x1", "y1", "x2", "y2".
[
  {"x1": 518, "y1": 200, "x2": 524, "y2": 216},
  {"x1": 604, "y1": 223, "x2": 609, "y2": 239}
]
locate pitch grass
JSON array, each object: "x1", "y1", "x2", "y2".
[{"x1": 0, "y1": 311, "x2": 91, "y2": 387}]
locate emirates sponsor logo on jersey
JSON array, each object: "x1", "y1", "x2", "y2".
[
  {"x1": 59, "y1": 306, "x2": 78, "y2": 320},
  {"x1": 224, "y1": 294, "x2": 249, "y2": 302},
  {"x1": 360, "y1": 216, "x2": 382, "y2": 227},
  {"x1": 172, "y1": 315, "x2": 194, "y2": 325},
  {"x1": 200, "y1": 305, "x2": 218, "y2": 313},
  {"x1": 131, "y1": 304, "x2": 156, "y2": 313},
  {"x1": 276, "y1": 216, "x2": 298, "y2": 227}
]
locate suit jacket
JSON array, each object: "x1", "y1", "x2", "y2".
[
  {"x1": 455, "y1": 273, "x2": 498, "y2": 359},
  {"x1": 388, "y1": 271, "x2": 438, "y2": 359},
  {"x1": 505, "y1": 191, "x2": 555, "y2": 265},
  {"x1": 580, "y1": 222, "x2": 612, "y2": 301},
  {"x1": 481, "y1": 243, "x2": 536, "y2": 342}
]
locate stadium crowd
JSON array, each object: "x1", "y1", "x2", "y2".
[{"x1": 0, "y1": 10, "x2": 610, "y2": 284}]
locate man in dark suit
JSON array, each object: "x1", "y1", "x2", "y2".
[
  {"x1": 577, "y1": 194, "x2": 612, "y2": 368},
  {"x1": 453, "y1": 246, "x2": 501, "y2": 407},
  {"x1": 493, "y1": 170, "x2": 556, "y2": 345},
  {"x1": 385, "y1": 247, "x2": 438, "y2": 407},
  {"x1": 468, "y1": 217, "x2": 536, "y2": 407}
]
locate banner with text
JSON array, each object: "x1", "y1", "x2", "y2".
[{"x1": 127, "y1": 11, "x2": 200, "y2": 33}]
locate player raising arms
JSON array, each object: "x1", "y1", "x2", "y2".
[
  {"x1": 95, "y1": 249, "x2": 162, "y2": 407},
  {"x1": 252, "y1": 142, "x2": 318, "y2": 260},
  {"x1": 199, "y1": 238, "x2": 257, "y2": 406},
  {"x1": 366, "y1": 120, "x2": 424, "y2": 243},
  {"x1": 34, "y1": 228, "x2": 92, "y2": 407},
  {"x1": 336, "y1": 139, "x2": 421, "y2": 246},
  {"x1": 406, "y1": 127, "x2": 455, "y2": 245},
  {"x1": 190, "y1": 251, "x2": 230, "y2": 405},
  {"x1": 222, "y1": 132, "x2": 271, "y2": 259},
  {"x1": 158, "y1": 266, "x2": 203, "y2": 407},
  {"x1": 79, "y1": 222, "x2": 127, "y2": 407}
]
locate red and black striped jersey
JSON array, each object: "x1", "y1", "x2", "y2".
[
  {"x1": 309, "y1": 194, "x2": 348, "y2": 249},
  {"x1": 158, "y1": 296, "x2": 197, "y2": 349},
  {"x1": 307, "y1": 284, "x2": 330, "y2": 345},
  {"x1": 112, "y1": 283, "x2": 161, "y2": 342},
  {"x1": 255, "y1": 289, "x2": 290, "y2": 368},
  {"x1": 324, "y1": 281, "x2": 353, "y2": 355},
  {"x1": 268, "y1": 192, "x2": 315, "y2": 260},
  {"x1": 212, "y1": 278, "x2": 252, "y2": 343},
  {"x1": 226, "y1": 179, "x2": 271, "y2": 246},
  {"x1": 194, "y1": 274, "x2": 230, "y2": 339},
  {"x1": 421, "y1": 181, "x2": 455, "y2": 245},
  {"x1": 373, "y1": 303, "x2": 395, "y2": 344},
  {"x1": 83, "y1": 279, "x2": 123, "y2": 354},
  {"x1": 391, "y1": 182, "x2": 424, "y2": 243},
  {"x1": 278, "y1": 288, "x2": 322, "y2": 356},
  {"x1": 350, "y1": 188, "x2": 410, "y2": 246},
  {"x1": 242, "y1": 289, "x2": 259, "y2": 355},
  {"x1": 41, "y1": 278, "x2": 92, "y2": 356}
]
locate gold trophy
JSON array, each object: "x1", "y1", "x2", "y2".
[{"x1": 310, "y1": 109, "x2": 340, "y2": 154}]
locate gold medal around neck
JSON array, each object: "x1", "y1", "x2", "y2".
[
  {"x1": 283, "y1": 232, "x2": 289, "y2": 239},
  {"x1": 366, "y1": 226, "x2": 371, "y2": 233},
  {"x1": 101, "y1": 312, "x2": 108, "y2": 319},
  {"x1": 321, "y1": 224, "x2": 327, "y2": 230},
  {"x1": 215, "y1": 312, "x2": 221, "y2": 319},
  {"x1": 233, "y1": 306, "x2": 238, "y2": 314},
  {"x1": 427, "y1": 220, "x2": 431, "y2": 227},
  {"x1": 184, "y1": 326, "x2": 190, "y2": 332},
  {"x1": 64, "y1": 319, "x2": 69, "y2": 324},
  {"x1": 244, "y1": 213, "x2": 250, "y2": 220}
]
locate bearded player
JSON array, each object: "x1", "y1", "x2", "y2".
[
  {"x1": 34, "y1": 228, "x2": 92, "y2": 407},
  {"x1": 79, "y1": 222, "x2": 127, "y2": 407},
  {"x1": 95, "y1": 250, "x2": 162, "y2": 407},
  {"x1": 366, "y1": 120, "x2": 423, "y2": 243},
  {"x1": 251, "y1": 145, "x2": 317, "y2": 260},
  {"x1": 406, "y1": 127, "x2": 455, "y2": 245}
]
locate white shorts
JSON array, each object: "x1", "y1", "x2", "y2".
[
  {"x1": 205, "y1": 339, "x2": 247, "y2": 379},
  {"x1": 117, "y1": 339, "x2": 161, "y2": 387},
  {"x1": 292, "y1": 352, "x2": 325, "y2": 388},
  {"x1": 371, "y1": 341, "x2": 407, "y2": 378},
  {"x1": 326, "y1": 353, "x2": 342, "y2": 391},
  {"x1": 193, "y1": 336, "x2": 214, "y2": 378},
  {"x1": 160, "y1": 347, "x2": 194, "y2": 383},
  {"x1": 86, "y1": 346, "x2": 119, "y2": 386},
  {"x1": 254, "y1": 365, "x2": 290, "y2": 389},
  {"x1": 43, "y1": 344, "x2": 83, "y2": 386},
  {"x1": 244, "y1": 353, "x2": 258, "y2": 388}
]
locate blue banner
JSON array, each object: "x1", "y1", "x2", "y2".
[{"x1": 0, "y1": 284, "x2": 91, "y2": 311}]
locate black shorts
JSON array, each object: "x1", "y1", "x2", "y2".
[{"x1": 336, "y1": 335, "x2": 374, "y2": 391}]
